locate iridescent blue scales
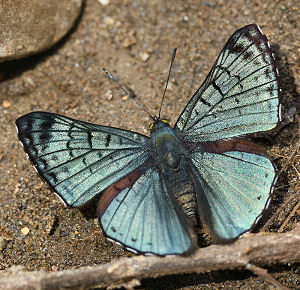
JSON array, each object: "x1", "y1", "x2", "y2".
[
  {"x1": 176, "y1": 26, "x2": 280, "y2": 142},
  {"x1": 16, "y1": 24, "x2": 280, "y2": 255}
]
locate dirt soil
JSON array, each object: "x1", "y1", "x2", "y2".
[{"x1": 0, "y1": 0, "x2": 299, "y2": 289}]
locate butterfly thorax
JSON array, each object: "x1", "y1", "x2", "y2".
[{"x1": 149, "y1": 120, "x2": 198, "y2": 224}]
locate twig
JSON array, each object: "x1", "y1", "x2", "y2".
[
  {"x1": 245, "y1": 263, "x2": 290, "y2": 290},
  {"x1": 0, "y1": 224, "x2": 299, "y2": 290},
  {"x1": 278, "y1": 201, "x2": 300, "y2": 232},
  {"x1": 261, "y1": 188, "x2": 300, "y2": 231},
  {"x1": 276, "y1": 138, "x2": 300, "y2": 178}
]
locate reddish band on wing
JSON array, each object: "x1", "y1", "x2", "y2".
[
  {"x1": 199, "y1": 139, "x2": 269, "y2": 156},
  {"x1": 97, "y1": 169, "x2": 142, "y2": 217}
]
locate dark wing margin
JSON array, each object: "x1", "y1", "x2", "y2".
[
  {"x1": 175, "y1": 24, "x2": 280, "y2": 142},
  {"x1": 16, "y1": 111, "x2": 149, "y2": 207}
]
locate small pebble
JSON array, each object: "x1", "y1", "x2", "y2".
[
  {"x1": 103, "y1": 16, "x2": 115, "y2": 25},
  {"x1": 21, "y1": 227, "x2": 30, "y2": 236},
  {"x1": 2, "y1": 100, "x2": 11, "y2": 108},
  {"x1": 106, "y1": 90, "x2": 113, "y2": 100},
  {"x1": 139, "y1": 52, "x2": 150, "y2": 62},
  {"x1": 25, "y1": 77, "x2": 35, "y2": 86},
  {"x1": 98, "y1": 0, "x2": 110, "y2": 5}
]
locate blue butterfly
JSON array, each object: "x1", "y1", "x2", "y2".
[{"x1": 16, "y1": 24, "x2": 280, "y2": 256}]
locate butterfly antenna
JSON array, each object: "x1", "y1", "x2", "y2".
[
  {"x1": 103, "y1": 68, "x2": 155, "y2": 121},
  {"x1": 158, "y1": 48, "x2": 177, "y2": 119}
]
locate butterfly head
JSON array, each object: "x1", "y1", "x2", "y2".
[{"x1": 149, "y1": 119, "x2": 170, "y2": 132}]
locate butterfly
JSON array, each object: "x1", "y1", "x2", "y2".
[{"x1": 16, "y1": 24, "x2": 280, "y2": 256}]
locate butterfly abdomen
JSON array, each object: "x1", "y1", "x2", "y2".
[{"x1": 165, "y1": 167, "x2": 197, "y2": 225}]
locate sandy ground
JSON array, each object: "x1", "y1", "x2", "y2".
[{"x1": 0, "y1": 0, "x2": 299, "y2": 288}]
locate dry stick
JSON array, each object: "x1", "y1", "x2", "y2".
[
  {"x1": 292, "y1": 164, "x2": 300, "y2": 180},
  {"x1": 278, "y1": 201, "x2": 300, "y2": 232},
  {"x1": 0, "y1": 225, "x2": 299, "y2": 290},
  {"x1": 246, "y1": 263, "x2": 292, "y2": 290},
  {"x1": 261, "y1": 189, "x2": 300, "y2": 231},
  {"x1": 245, "y1": 264, "x2": 290, "y2": 290},
  {"x1": 277, "y1": 138, "x2": 300, "y2": 178}
]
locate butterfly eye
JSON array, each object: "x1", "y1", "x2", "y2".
[
  {"x1": 149, "y1": 123, "x2": 154, "y2": 130},
  {"x1": 162, "y1": 119, "x2": 169, "y2": 124}
]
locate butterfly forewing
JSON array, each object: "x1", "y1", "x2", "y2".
[
  {"x1": 175, "y1": 24, "x2": 280, "y2": 142},
  {"x1": 16, "y1": 112, "x2": 149, "y2": 207}
]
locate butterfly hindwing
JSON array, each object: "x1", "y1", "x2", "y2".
[
  {"x1": 175, "y1": 24, "x2": 280, "y2": 142},
  {"x1": 98, "y1": 167, "x2": 195, "y2": 255},
  {"x1": 189, "y1": 140, "x2": 276, "y2": 241},
  {"x1": 16, "y1": 112, "x2": 149, "y2": 207}
]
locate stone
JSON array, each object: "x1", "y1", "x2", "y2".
[{"x1": 0, "y1": 0, "x2": 83, "y2": 63}]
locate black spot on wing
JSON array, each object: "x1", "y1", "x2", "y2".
[
  {"x1": 40, "y1": 121, "x2": 53, "y2": 130},
  {"x1": 243, "y1": 50, "x2": 254, "y2": 60},
  {"x1": 212, "y1": 81, "x2": 225, "y2": 97},
  {"x1": 51, "y1": 155, "x2": 58, "y2": 162},
  {"x1": 230, "y1": 43, "x2": 244, "y2": 54},
  {"x1": 265, "y1": 67, "x2": 272, "y2": 80},
  {"x1": 62, "y1": 166, "x2": 70, "y2": 174},
  {"x1": 48, "y1": 172, "x2": 58, "y2": 183},
  {"x1": 105, "y1": 134, "x2": 111, "y2": 147},
  {"x1": 40, "y1": 158, "x2": 48, "y2": 170},
  {"x1": 66, "y1": 141, "x2": 74, "y2": 157},
  {"x1": 267, "y1": 84, "x2": 275, "y2": 96},
  {"x1": 254, "y1": 59, "x2": 261, "y2": 66},
  {"x1": 41, "y1": 144, "x2": 49, "y2": 151},
  {"x1": 39, "y1": 132, "x2": 51, "y2": 142},
  {"x1": 199, "y1": 97, "x2": 211, "y2": 107},
  {"x1": 87, "y1": 131, "x2": 92, "y2": 148}
]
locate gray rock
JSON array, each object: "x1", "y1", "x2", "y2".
[{"x1": 0, "y1": 0, "x2": 83, "y2": 63}]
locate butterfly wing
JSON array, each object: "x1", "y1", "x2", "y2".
[
  {"x1": 174, "y1": 24, "x2": 280, "y2": 241},
  {"x1": 189, "y1": 140, "x2": 276, "y2": 241},
  {"x1": 175, "y1": 24, "x2": 280, "y2": 142},
  {"x1": 98, "y1": 167, "x2": 195, "y2": 255},
  {"x1": 16, "y1": 111, "x2": 149, "y2": 207}
]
